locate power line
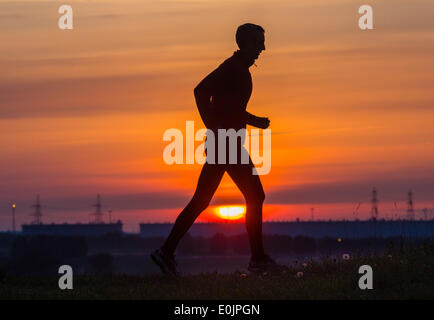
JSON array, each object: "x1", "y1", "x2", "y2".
[
  {"x1": 30, "y1": 194, "x2": 43, "y2": 224},
  {"x1": 90, "y1": 194, "x2": 104, "y2": 223},
  {"x1": 407, "y1": 190, "x2": 415, "y2": 220},
  {"x1": 371, "y1": 187, "x2": 378, "y2": 220}
]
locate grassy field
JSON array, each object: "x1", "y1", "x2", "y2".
[{"x1": 0, "y1": 244, "x2": 432, "y2": 300}]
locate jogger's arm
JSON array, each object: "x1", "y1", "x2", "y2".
[
  {"x1": 194, "y1": 67, "x2": 226, "y2": 128},
  {"x1": 245, "y1": 111, "x2": 270, "y2": 129}
]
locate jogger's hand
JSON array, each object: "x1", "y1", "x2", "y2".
[{"x1": 255, "y1": 117, "x2": 270, "y2": 129}]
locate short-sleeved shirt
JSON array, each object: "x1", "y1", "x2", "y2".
[
  {"x1": 197, "y1": 51, "x2": 253, "y2": 164},
  {"x1": 196, "y1": 50, "x2": 253, "y2": 132}
]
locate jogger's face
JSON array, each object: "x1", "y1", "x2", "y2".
[{"x1": 245, "y1": 32, "x2": 265, "y2": 61}]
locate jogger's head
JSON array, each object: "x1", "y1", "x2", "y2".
[{"x1": 236, "y1": 23, "x2": 266, "y2": 61}]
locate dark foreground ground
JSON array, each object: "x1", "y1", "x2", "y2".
[{"x1": 1, "y1": 244, "x2": 432, "y2": 300}]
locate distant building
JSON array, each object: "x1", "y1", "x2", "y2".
[
  {"x1": 22, "y1": 221, "x2": 123, "y2": 236},
  {"x1": 139, "y1": 220, "x2": 434, "y2": 239}
]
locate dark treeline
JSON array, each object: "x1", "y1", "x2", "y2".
[
  {"x1": 0, "y1": 233, "x2": 431, "y2": 277},
  {"x1": 86, "y1": 232, "x2": 431, "y2": 256},
  {"x1": 1, "y1": 232, "x2": 430, "y2": 257}
]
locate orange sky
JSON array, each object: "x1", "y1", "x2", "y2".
[{"x1": 1, "y1": 0, "x2": 434, "y2": 231}]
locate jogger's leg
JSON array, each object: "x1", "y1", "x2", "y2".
[
  {"x1": 161, "y1": 163, "x2": 225, "y2": 255},
  {"x1": 227, "y1": 159, "x2": 266, "y2": 260}
]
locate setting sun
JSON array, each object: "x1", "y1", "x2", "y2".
[{"x1": 216, "y1": 206, "x2": 246, "y2": 220}]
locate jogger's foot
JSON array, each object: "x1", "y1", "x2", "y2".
[
  {"x1": 248, "y1": 253, "x2": 285, "y2": 274},
  {"x1": 150, "y1": 248, "x2": 180, "y2": 277}
]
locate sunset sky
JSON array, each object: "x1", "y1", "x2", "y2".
[{"x1": 1, "y1": 0, "x2": 433, "y2": 231}]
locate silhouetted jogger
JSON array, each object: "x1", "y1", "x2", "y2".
[{"x1": 151, "y1": 23, "x2": 282, "y2": 276}]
